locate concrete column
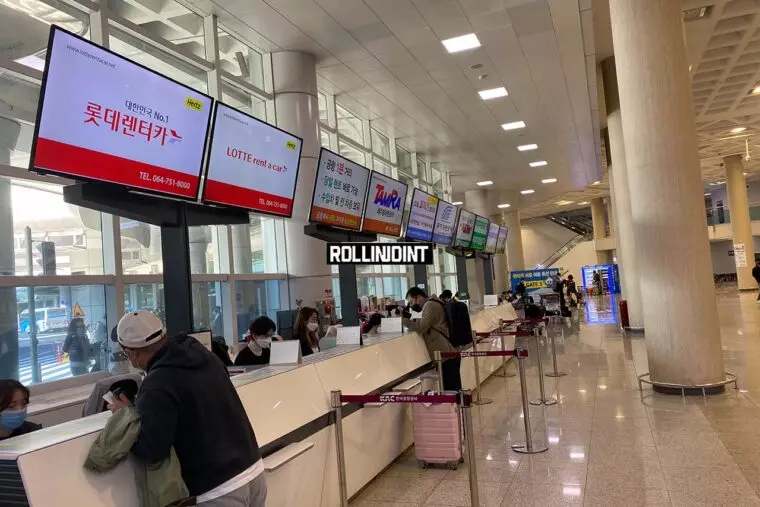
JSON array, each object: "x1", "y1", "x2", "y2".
[
  {"x1": 490, "y1": 214, "x2": 508, "y2": 293},
  {"x1": 610, "y1": 0, "x2": 724, "y2": 386},
  {"x1": 724, "y1": 155, "x2": 756, "y2": 289},
  {"x1": 0, "y1": 117, "x2": 20, "y2": 379},
  {"x1": 602, "y1": 58, "x2": 644, "y2": 329},
  {"x1": 605, "y1": 197, "x2": 615, "y2": 237},
  {"x1": 273, "y1": 52, "x2": 332, "y2": 307},
  {"x1": 502, "y1": 210, "x2": 525, "y2": 272},
  {"x1": 590, "y1": 198, "x2": 610, "y2": 264},
  {"x1": 463, "y1": 190, "x2": 488, "y2": 304},
  {"x1": 188, "y1": 226, "x2": 210, "y2": 274}
]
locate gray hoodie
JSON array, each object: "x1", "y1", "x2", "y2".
[{"x1": 402, "y1": 295, "x2": 457, "y2": 361}]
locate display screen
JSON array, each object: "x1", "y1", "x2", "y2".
[
  {"x1": 30, "y1": 27, "x2": 213, "y2": 200},
  {"x1": 470, "y1": 215, "x2": 489, "y2": 251},
  {"x1": 203, "y1": 103, "x2": 302, "y2": 216},
  {"x1": 496, "y1": 226, "x2": 509, "y2": 254},
  {"x1": 432, "y1": 199, "x2": 458, "y2": 245},
  {"x1": 453, "y1": 209, "x2": 475, "y2": 248},
  {"x1": 406, "y1": 188, "x2": 438, "y2": 242},
  {"x1": 310, "y1": 148, "x2": 370, "y2": 230},
  {"x1": 485, "y1": 222, "x2": 500, "y2": 254},
  {"x1": 362, "y1": 172, "x2": 408, "y2": 237}
]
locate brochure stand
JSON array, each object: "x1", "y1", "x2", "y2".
[
  {"x1": 64, "y1": 182, "x2": 250, "y2": 337},
  {"x1": 303, "y1": 223, "x2": 377, "y2": 326}
]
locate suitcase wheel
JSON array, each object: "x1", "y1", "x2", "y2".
[
  {"x1": 448, "y1": 462, "x2": 458, "y2": 471},
  {"x1": 459, "y1": 456, "x2": 465, "y2": 464},
  {"x1": 418, "y1": 460, "x2": 428, "y2": 469}
]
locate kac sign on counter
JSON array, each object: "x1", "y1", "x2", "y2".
[{"x1": 510, "y1": 268, "x2": 560, "y2": 294}]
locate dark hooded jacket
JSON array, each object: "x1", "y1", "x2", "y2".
[{"x1": 131, "y1": 334, "x2": 260, "y2": 497}]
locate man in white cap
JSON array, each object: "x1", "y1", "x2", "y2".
[{"x1": 109, "y1": 311, "x2": 266, "y2": 506}]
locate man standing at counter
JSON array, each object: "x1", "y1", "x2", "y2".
[
  {"x1": 109, "y1": 311, "x2": 266, "y2": 506},
  {"x1": 402, "y1": 288, "x2": 461, "y2": 391}
]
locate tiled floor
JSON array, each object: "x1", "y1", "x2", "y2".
[{"x1": 351, "y1": 289, "x2": 760, "y2": 506}]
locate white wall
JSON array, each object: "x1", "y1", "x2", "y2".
[
  {"x1": 521, "y1": 218, "x2": 579, "y2": 269},
  {"x1": 711, "y1": 237, "x2": 760, "y2": 274},
  {"x1": 550, "y1": 240, "x2": 597, "y2": 282}
]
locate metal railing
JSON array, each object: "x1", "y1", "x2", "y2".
[{"x1": 540, "y1": 234, "x2": 586, "y2": 268}]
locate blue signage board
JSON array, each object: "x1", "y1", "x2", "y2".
[
  {"x1": 510, "y1": 268, "x2": 560, "y2": 294},
  {"x1": 581, "y1": 264, "x2": 620, "y2": 294}
]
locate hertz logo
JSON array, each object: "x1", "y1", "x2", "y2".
[{"x1": 185, "y1": 97, "x2": 203, "y2": 112}]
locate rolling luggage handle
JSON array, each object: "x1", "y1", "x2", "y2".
[{"x1": 331, "y1": 390, "x2": 481, "y2": 507}]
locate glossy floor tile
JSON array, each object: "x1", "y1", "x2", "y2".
[{"x1": 351, "y1": 289, "x2": 760, "y2": 506}]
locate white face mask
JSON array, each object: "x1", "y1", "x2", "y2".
[
  {"x1": 256, "y1": 336, "x2": 272, "y2": 348},
  {"x1": 307, "y1": 322, "x2": 319, "y2": 332}
]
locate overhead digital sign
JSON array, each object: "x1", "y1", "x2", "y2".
[
  {"x1": 406, "y1": 188, "x2": 438, "y2": 242},
  {"x1": 30, "y1": 26, "x2": 213, "y2": 200},
  {"x1": 362, "y1": 172, "x2": 408, "y2": 237},
  {"x1": 432, "y1": 199, "x2": 458, "y2": 245},
  {"x1": 470, "y1": 215, "x2": 490, "y2": 251},
  {"x1": 485, "y1": 222, "x2": 500, "y2": 254},
  {"x1": 496, "y1": 226, "x2": 509, "y2": 254},
  {"x1": 309, "y1": 148, "x2": 370, "y2": 231},
  {"x1": 453, "y1": 209, "x2": 475, "y2": 248}
]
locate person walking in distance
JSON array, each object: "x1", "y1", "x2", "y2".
[
  {"x1": 753, "y1": 260, "x2": 760, "y2": 303},
  {"x1": 108, "y1": 311, "x2": 266, "y2": 506}
]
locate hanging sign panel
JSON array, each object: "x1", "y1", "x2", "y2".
[
  {"x1": 30, "y1": 26, "x2": 213, "y2": 200},
  {"x1": 432, "y1": 199, "x2": 458, "y2": 245},
  {"x1": 470, "y1": 215, "x2": 489, "y2": 251},
  {"x1": 453, "y1": 209, "x2": 475, "y2": 248},
  {"x1": 361, "y1": 172, "x2": 409, "y2": 237},
  {"x1": 484, "y1": 222, "x2": 500, "y2": 254},
  {"x1": 406, "y1": 188, "x2": 438, "y2": 242},
  {"x1": 309, "y1": 148, "x2": 370, "y2": 230}
]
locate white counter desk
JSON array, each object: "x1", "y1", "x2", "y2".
[{"x1": 0, "y1": 303, "x2": 517, "y2": 507}]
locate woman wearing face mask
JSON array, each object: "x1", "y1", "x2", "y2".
[
  {"x1": 361, "y1": 313, "x2": 383, "y2": 336},
  {"x1": 293, "y1": 307, "x2": 320, "y2": 357},
  {"x1": 234, "y1": 317, "x2": 283, "y2": 366},
  {"x1": 0, "y1": 379, "x2": 40, "y2": 440}
]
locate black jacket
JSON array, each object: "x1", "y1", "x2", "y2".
[
  {"x1": 753, "y1": 265, "x2": 760, "y2": 283},
  {"x1": 0, "y1": 421, "x2": 41, "y2": 441},
  {"x1": 131, "y1": 335, "x2": 261, "y2": 497},
  {"x1": 234, "y1": 344, "x2": 270, "y2": 366}
]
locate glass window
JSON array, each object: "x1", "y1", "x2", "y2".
[
  {"x1": 222, "y1": 83, "x2": 266, "y2": 121},
  {"x1": 371, "y1": 129, "x2": 391, "y2": 160},
  {"x1": 218, "y1": 29, "x2": 264, "y2": 89},
  {"x1": 398, "y1": 171, "x2": 414, "y2": 211},
  {"x1": 336, "y1": 105, "x2": 363, "y2": 144},
  {"x1": 339, "y1": 140, "x2": 366, "y2": 166},
  {"x1": 321, "y1": 130, "x2": 331, "y2": 149},
  {"x1": 109, "y1": 28, "x2": 208, "y2": 93},
  {"x1": 188, "y1": 226, "x2": 224, "y2": 274},
  {"x1": 431, "y1": 168, "x2": 443, "y2": 187},
  {"x1": 124, "y1": 283, "x2": 165, "y2": 319},
  {"x1": 192, "y1": 281, "x2": 225, "y2": 336},
  {"x1": 0, "y1": 79, "x2": 39, "y2": 169},
  {"x1": 397, "y1": 147, "x2": 412, "y2": 174},
  {"x1": 318, "y1": 92, "x2": 328, "y2": 123},
  {"x1": 2, "y1": 178, "x2": 104, "y2": 276},
  {"x1": 416, "y1": 158, "x2": 426, "y2": 178},
  {"x1": 235, "y1": 280, "x2": 286, "y2": 336},
  {"x1": 382, "y1": 276, "x2": 408, "y2": 301},
  {"x1": 2, "y1": 284, "x2": 108, "y2": 385},
  {"x1": 241, "y1": 216, "x2": 286, "y2": 274},
  {"x1": 373, "y1": 158, "x2": 392, "y2": 176},
  {"x1": 121, "y1": 220, "x2": 163, "y2": 275}
]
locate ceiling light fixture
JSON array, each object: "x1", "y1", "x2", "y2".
[
  {"x1": 476, "y1": 180, "x2": 493, "y2": 186},
  {"x1": 731, "y1": 127, "x2": 747, "y2": 133},
  {"x1": 518, "y1": 144, "x2": 538, "y2": 151},
  {"x1": 556, "y1": 200, "x2": 574, "y2": 206},
  {"x1": 501, "y1": 121, "x2": 526, "y2": 131},
  {"x1": 542, "y1": 178, "x2": 557, "y2": 184},
  {"x1": 752, "y1": 85, "x2": 760, "y2": 95},
  {"x1": 497, "y1": 203, "x2": 511, "y2": 209},
  {"x1": 452, "y1": 201, "x2": 463, "y2": 205},
  {"x1": 442, "y1": 33, "x2": 481, "y2": 53},
  {"x1": 704, "y1": 193, "x2": 711, "y2": 196},
  {"x1": 520, "y1": 189, "x2": 535, "y2": 195},
  {"x1": 530, "y1": 161, "x2": 547, "y2": 167},
  {"x1": 578, "y1": 201, "x2": 590, "y2": 205},
  {"x1": 592, "y1": 180, "x2": 601, "y2": 185},
  {"x1": 478, "y1": 87, "x2": 507, "y2": 100}
]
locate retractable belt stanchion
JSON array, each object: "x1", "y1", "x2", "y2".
[
  {"x1": 511, "y1": 347, "x2": 549, "y2": 454},
  {"x1": 471, "y1": 333, "x2": 493, "y2": 405},
  {"x1": 434, "y1": 350, "x2": 444, "y2": 392},
  {"x1": 545, "y1": 316, "x2": 566, "y2": 378},
  {"x1": 493, "y1": 318, "x2": 516, "y2": 378},
  {"x1": 530, "y1": 319, "x2": 557, "y2": 406},
  {"x1": 334, "y1": 390, "x2": 481, "y2": 507}
]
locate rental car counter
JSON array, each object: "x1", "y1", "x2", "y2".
[{"x1": 0, "y1": 303, "x2": 518, "y2": 506}]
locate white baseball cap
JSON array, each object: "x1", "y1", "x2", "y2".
[{"x1": 117, "y1": 311, "x2": 164, "y2": 349}]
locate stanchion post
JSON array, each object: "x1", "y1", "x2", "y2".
[
  {"x1": 511, "y1": 349, "x2": 548, "y2": 454},
  {"x1": 459, "y1": 391, "x2": 480, "y2": 507},
  {"x1": 331, "y1": 390, "x2": 348, "y2": 507},
  {"x1": 472, "y1": 334, "x2": 493, "y2": 405},
  {"x1": 530, "y1": 323, "x2": 557, "y2": 406},
  {"x1": 545, "y1": 323, "x2": 567, "y2": 378},
  {"x1": 434, "y1": 350, "x2": 444, "y2": 392}
]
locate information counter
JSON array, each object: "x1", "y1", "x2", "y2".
[{"x1": 0, "y1": 303, "x2": 517, "y2": 506}]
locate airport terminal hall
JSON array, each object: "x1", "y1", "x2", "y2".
[{"x1": 7, "y1": 0, "x2": 760, "y2": 505}]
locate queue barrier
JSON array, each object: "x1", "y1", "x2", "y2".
[{"x1": 330, "y1": 390, "x2": 480, "y2": 507}]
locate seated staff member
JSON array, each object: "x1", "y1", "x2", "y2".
[
  {"x1": 293, "y1": 307, "x2": 320, "y2": 357},
  {"x1": 234, "y1": 317, "x2": 283, "y2": 366},
  {"x1": 361, "y1": 313, "x2": 383, "y2": 335},
  {"x1": 0, "y1": 379, "x2": 41, "y2": 440}
]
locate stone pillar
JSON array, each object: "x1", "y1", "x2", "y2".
[
  {"x1": 610, "y1": 0, "x2": 724, "y2": 386},
  {"x1": 605, "y1": 197, "x2": 615, "y2": 237},
  {"x1": 463, "y1": 190, "x2": 488, "y2": 304},
  {"x1": 272, "y1": 52, "x2": 332, "y2": 307},
  {"x1": 602, "y1": 57, "x2": 644, "y2": 329},
  {"x1": 724, "y1": 155, "x2": 756, "y2": 290},
  {"x1": 502, "y1": 210, "x2": 525, "y2": 272},
  {"x1": 490, "y1": 214, "x2": 507, "y2": 293},
  {"x1": 0, "y1": 118, "x2": 20, "y2": 379},
  {"x1": 590, "y1": 198, "x2": 610, "y2": 264}
]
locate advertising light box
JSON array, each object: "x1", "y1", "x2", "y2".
[
  {"x1": 470, "y1": 215, "x2": 489, "y2": 251},
  {"x1": 432, "y1": 199, "x2": 458, "y2": 245},
  {"x1": 485, "y1": 222, "x2": 500, "y2": 254},
  {"x1": 310, "y1": 148, "x2": 370, "y2": 231},
  {"x1": 204, "y1": 103, "x2": 302, "y2": 216},
  {"x1": 453, "y1": 209, "x2": 475, "y2": 248},
  {"x1": 362, "y1": 172, "x2": 408, "y2": 237},
  {"x1": 30, "y1": 27, "x2": 213, "y2": 200},
  {"x1": 406, "y1": 188, "x2": 438, "y2": 242},
  {"x1": 496, "y1": 226, "x2": 509, "y2": 254}
]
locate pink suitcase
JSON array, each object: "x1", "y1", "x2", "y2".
[{"x1": 412, "y1": 392, "x2": 463, "y2": 470}]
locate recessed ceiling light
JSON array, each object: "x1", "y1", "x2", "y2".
[
  {"x1": 578, "y1": 201, "x2": 590, "y2": 205},
  {"x1": 530, "y1": 161, "x2": 548, "y2": 167},
  {"x1": 752, "y1": 85, "x2": 760, "y2": 95},
  {"x1": 744, "y1": 171, "x2": 749, "y2": 175},
  {"x1": 497, "y1": 203, "x2": 511, "y2": 209},
  {"x1": 478, "y1": 87, "x2": 507, "y2": 100},
  {"x1": 452, "y1": 201, "x2": 463, "y2": 205},
  {"x1": 470, "y1": 63, "x2": 483, "y2": 70},
  {"x1": 731, "y1": 127, "x2": 747, "y2": 133},
  {"x1": 501, "y1": 121, "x2": 526, "y2": 131},
  {"x1": 442, "y1": 33, "x2": 481, "y2": 53},
  {"x1": 520, "y1": 189, "x2": 535, "y2": 195},
  {"x1": 556, "y1": 200, "x2": 574, "y2": 206},
  {"x1": 542, "y1": 178, "x2": 557, "y2": 184},
  {"x1": 704, "y1": 193, "x2": 711, "y2": 196},
  {"x1": 476, "y1": 180, "x2": 493, "y2": 186},
  {"x1": 592, "y1": 180, "x2": 601, "y2": 185},
  {"x1": 518, "y1": 144, "x2": 538, "y2": 151}
]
